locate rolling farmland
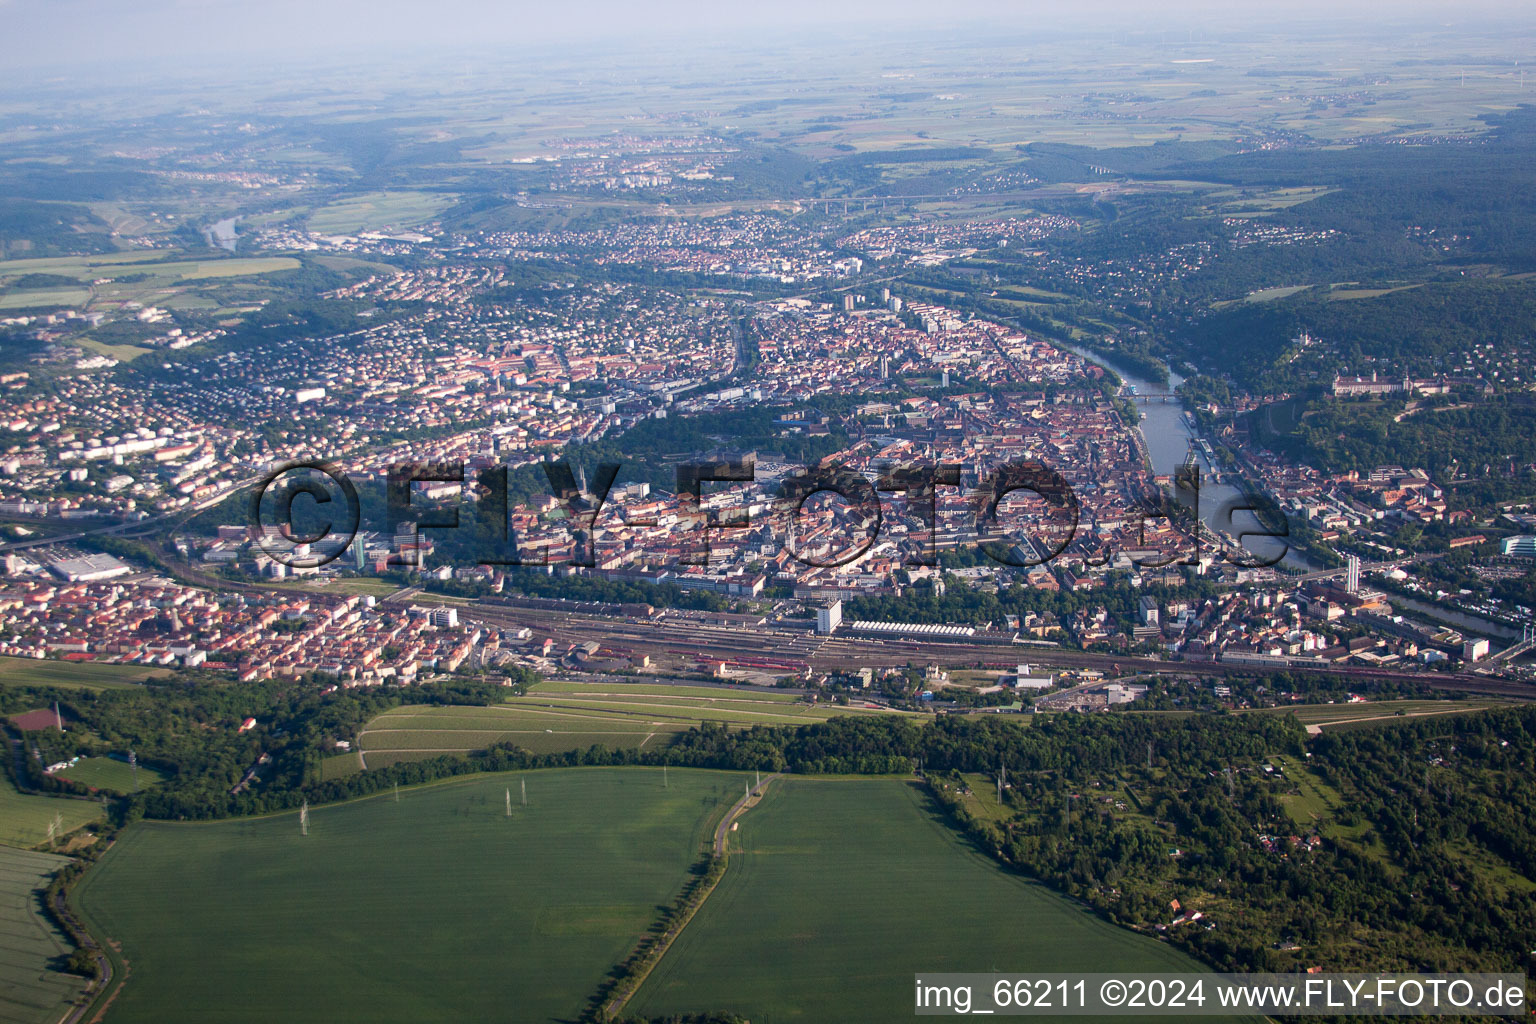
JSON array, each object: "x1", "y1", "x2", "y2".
[
  {"x1": 357, "y1": 682, "x2": 898, "y2": 765},
  {"x1": 631, "y1": 777, "x2": 1231, "y2": 1023},
  {"x1": 0, "y1": 847, "x2": 87, "y2": 1024},
  {"x1": 72, "y1": 768, "x2": 743, "y2": 1024}
]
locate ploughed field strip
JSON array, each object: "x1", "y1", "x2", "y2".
[
  {"x1": 0, "y1": 847, "x2": 87, "y2": 1024},
  {"x1": 358, "y1": 685, "x2": 898, "y2": 763}
]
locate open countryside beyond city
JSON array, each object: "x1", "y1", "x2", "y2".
[{"x1": 1, "y1": 2, "x2": 1535, "y2": 1022}]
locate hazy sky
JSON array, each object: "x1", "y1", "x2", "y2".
[{"x1": 2, "y1": 0, "x2": 1528, "y2": 71}]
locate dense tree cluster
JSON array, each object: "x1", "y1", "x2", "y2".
[
  {"x1": 1256, "y1": 395, "x2": 1536, "y2": 505},
  {"x1": 1183, "y1": 280, "x2": 1536, "y2": 395},
  {"x1": 932, "y1": 706, "x2": 1536, "y2": 976},
  {"x1": 1, "y1": 673, "x2": 532, "y2": 819}
]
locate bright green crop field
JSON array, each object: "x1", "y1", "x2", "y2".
[
  {"x1": 72, "y1": 768, "x2": 742, "y2": 1024},
  {"x1": 0, "y1": 657, "x2": 168, "y2": 690},
  {"x1": 358, "y1": 685, "x2": 899, "y2": 764},
  {"x1": 0, "y1": 846, "x2": 88, "y2": 1024},
  {"x1": 632, "y1": 778, "x2": 1238, "y2": 1023},
  {"x1": 0, "y1": 774, "x2": 103, "y2": 849}
]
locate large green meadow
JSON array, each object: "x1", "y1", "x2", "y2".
[
  {"x1": 72, "y1": 768, "x2": 742, "y2": 1024},
  {"x1": 631, "y1": 778, "x2": 1231, "y2": 1023},
  {"x1": 358, "y1": 683, "x2": 897, "y2": 765},
  {"x1": 69, "y1": 769, "x2": 1262, "y2": 1024}
]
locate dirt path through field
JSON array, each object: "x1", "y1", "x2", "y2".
[{"x1": 714, "y1": 773, "x2": 779, "y2": 856}]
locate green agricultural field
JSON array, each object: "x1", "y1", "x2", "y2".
[
  {"x1": 516, "y1": 693, "x2": 881, "y2": 724},
  {"x1": 316, "y1": 751, "x2": 364, "y2": 782},
  {"x1": 632, "y1": 778, "x2": 1232, "y2": 1024},
  {"x1": 306, "y1": 191, "x2": 457, "y2": 234},
  {"x1": 531, "y1": 680, "x2": 803, "y2": 701},
  {"x1": 0, "y1": 775, "x2": 102, "y2": 850},
  {"x1": 363, "y1": 749, "x2": 477, "y2": 769},
  {"x1": 1283, "y1": 699, "x2": 1496, "y2": 723},
  {"x1": 0, "y1": 253, "x2": 166, "y2": 277},
  {"x1": 1328, "y1": 284, "x2": 1423, "y2": 301},
  {"x1": 53, "y1": 758, "x2": 166, "y2": 795},
  {"x1": 0, "y1": 287, "x2": 93, "y2": 310},
  {"x1": 1243, "y1": 284, "x2": 1313, "y2": 303},
  {"x1": 72, "y1": 768, "x2": 744, "y2": 1024},
  {"x1": 358, "y1": 687, "x2": 897, "y2": 763},
  {"x1": 0, "y1": 252, "x2": 301, "y2": 314},
  {"x1": 163, "y1": 258, "x2": 300, "y2": 280},
  {"x1": 358, "y1": 705, "x2": 685, "y2": 763},
  {"x1": 1241, "y1": 699, "x2": 1506, "y2": 731},
  {"x1": 277, "y1": 576, "x2": 408, "y2": 598},
  {"x1": 0, "y1": 253, "x2": 298, "y2": 282},
  {"x1": 307, "y1": 253, "x2": 403, "y2": 277},
  {"x1": 520, "y1": 682, "x2": 893, "y2": 721},
  {"x1": 1212, "y1": 284, "x2": 1312, "y2": 308},
  {"x1": 0, "y1": 846, "x2": 88, "y2": 1024},
  {"x1": 0, "y1": 656, "x2": 168, "y2": 690}
]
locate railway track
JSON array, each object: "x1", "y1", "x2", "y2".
[
  {"x1": 128, "y1": 562, "x2": 1536, "y2": 701},
  {"x1": 457, "y1": 600, "x2": 1536, "y2": 699}
]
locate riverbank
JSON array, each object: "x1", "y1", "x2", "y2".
[{"x1": 1062, "y1": 343, "x2": 1310, "y2": 569}]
